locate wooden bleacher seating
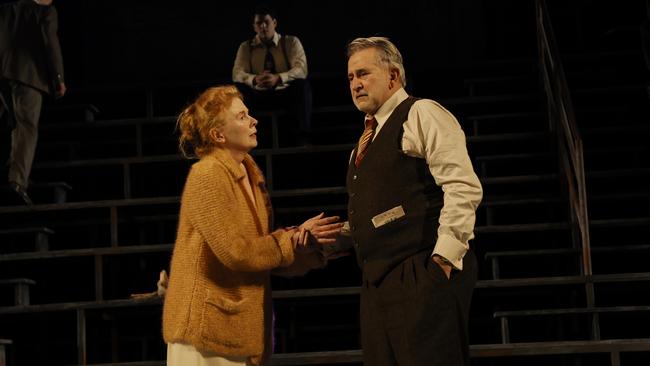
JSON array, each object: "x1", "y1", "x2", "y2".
[
  {"x1": 0, "y1": 339, "x2": 11, "y2": 366},
  {"x1": 0, "y1": 227, "x2": 54, "y2": 251},
  {"x1": 0, "y1": 278, "x2": 35, "y2": 306}
]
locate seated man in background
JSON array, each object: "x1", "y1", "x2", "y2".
[{"x1": 232, "y1": 4, "x2": 312, "y2": 146}]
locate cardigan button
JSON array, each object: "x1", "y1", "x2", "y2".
[{"x1": 353, "y1": 174, "x2": 358, "y2": 180}]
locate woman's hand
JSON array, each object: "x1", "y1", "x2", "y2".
[
  {"x1": 291, "y1": 227, "x2": 315, "y2": 253},
  {"x1": 300, "y1": 212, "x2": 344, "y2": 246}
]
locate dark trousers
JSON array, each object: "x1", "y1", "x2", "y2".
[
  {"x1": 0, "y1": 79, "x2": 43, "y2": 188},
  {"x1": 235, "y1": 79, "x2": 312, "y2": 135},
  {"x1": 360, "y1": 250, "x2": 478, "y2": 366}
]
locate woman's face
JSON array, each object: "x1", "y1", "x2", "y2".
[{"x1": 218, "y1": 98, "x2": 258, "y2": 154}]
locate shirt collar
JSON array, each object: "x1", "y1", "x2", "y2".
[
  {"x1": 252, "y1": 32, "x2": 281, "y2": 48},
  {"x1": 367, "y1": 88, "x2": 408, "y2": 128}
]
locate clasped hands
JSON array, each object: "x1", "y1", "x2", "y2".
[
  {"x1": 254, "y1": 71, "x2": 281, "y2": 89},
  {"x1": 291, "y1": 212, "x2": 348, "y2": 259}
]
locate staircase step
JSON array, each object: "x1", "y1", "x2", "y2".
[
  {"x1": 475, "y1": 222, "x2": 569, "y2": 234},
  {"x1": 0, "y1": 244, "x2": 173, "y2": 262},
  {"x1": 0, "y1": 227, "x2": 54, "y2": 251},
  {"x1": 0, "y1": 278, "x2": 36, "y2": 305},
  {"x1": 29, "y1": 181, "x2": 72, "y2": 204}
]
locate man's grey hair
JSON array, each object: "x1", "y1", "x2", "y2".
[{"x1": 346, "y1": 37, "x2": 406, "y2": 87}]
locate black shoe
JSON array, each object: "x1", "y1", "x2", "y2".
[{"x1": 7, "y1": 181, "x2": 33, "y2": 205}]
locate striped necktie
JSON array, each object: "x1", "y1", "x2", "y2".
[{"x1": 354, "y1": 117, "x2": 378, "y2": 167}]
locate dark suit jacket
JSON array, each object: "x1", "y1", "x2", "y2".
[{"x1": 0, "y1": 0, "x2": 64, "y2": 95}]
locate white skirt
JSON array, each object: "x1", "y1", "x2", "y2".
[{"x1": 167, "y1": 342, "x2": 251, "y2": 366}]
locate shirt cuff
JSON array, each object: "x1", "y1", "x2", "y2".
[
  {"x1": 432, "y1": 234, "x2": 468, "y2": 270},
  {"x1": 246, "y1": 75, "x2": 256, "y2": 88},
  {"x1": 278, "y1": 72, "x2": 289, "y2": 85}
]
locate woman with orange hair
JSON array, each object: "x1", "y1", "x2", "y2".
[{"x1": 162, "y1": 85, "x2": 341, "y2": 366}]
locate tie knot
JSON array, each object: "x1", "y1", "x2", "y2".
[{"x1": 365, "y1": 117, "x2": 378, "y2": 130}]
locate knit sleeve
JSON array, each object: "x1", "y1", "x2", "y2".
[
  {"x1": 183, "y1": 164, "x2": 296, "y2": 272},
  {"x1": 272, "y1": 250, "x2": 327, "y2": 278}
]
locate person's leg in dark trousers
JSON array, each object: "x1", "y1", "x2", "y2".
[
  {"x1": 7, "y1": 81, "x2": 43, "y2": 189},
  {"x1": 360, "y1": 250, "x2": 478, "y2": 366},
  {"x1": 360, "y1": 280, "x2": 399, "y2": 366},
  {"x1": 0, "y1": 80, "x2": 14, "y2": 182}
]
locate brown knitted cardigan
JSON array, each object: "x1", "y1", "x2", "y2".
[{"x1": 162, "y1": 148, "x2": 325, "y2": 365}]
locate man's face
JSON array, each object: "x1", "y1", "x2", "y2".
[
  {"x1": 253, "y1": 14, "x2": 277, "y2": 42},
  {"x1": 347, "y1": 48, "x2": 395, "y2": 115}
]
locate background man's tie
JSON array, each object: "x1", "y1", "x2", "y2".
[
  {"x1": 354, "y1": 117, "x2": 378, "y2": 167},
  {"x1": 264, "y1": 46, "x2": 276, "y2": 73}
]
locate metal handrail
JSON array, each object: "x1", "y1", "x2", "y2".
[{"x1": 536, "y1": 0, "x2": 596, "y2": 336}]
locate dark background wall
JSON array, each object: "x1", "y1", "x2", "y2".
[
  {"x1": 1, "y1": 0, "x2": 544, "y2": 87},
  {"x1": 3, "y1": 0, "x2": 648, "y2": 88}
]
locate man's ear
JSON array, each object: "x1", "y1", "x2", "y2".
[
  {"x1": 389, "y1": 68, "x2": 400, "y2": 89},
  {"x1": 210, "y1": 128, "x2": 225, "y2": 143}
]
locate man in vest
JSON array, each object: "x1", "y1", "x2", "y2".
[
  {"x1": 232, "y1": 5, "x2": 312, "y2": 146},
  {"x1": 0, "y1": 0, "x2": 66, "y2": 205},
  {"x1": 344, "y1": 37, "x2": 483, "y2": 365}
]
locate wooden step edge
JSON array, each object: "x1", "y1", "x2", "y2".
[
  {"x1": 477, "y1": 273, "x2": 650, "y2": 288},
  {"x1": 0, "y1": 278, "x2": 36, "y2": 286},
  {"x1": 591, "y1": 217, "x2": 650, "y2": 228},
  {"x1": 30, "y1": 181, "x2": 73, "y2": 190},
  {"x1": 467, "y1": 131, "x2": 549, "y2": 143},
  {"x1": 495, "y1": 305, "x2": 650, "y2": 318},
  {"x1": 470, "y1": 339, "x2": 650, "y2": 356},
  {"x1": 2, "y1": 274, "x2": 649, "y2": 314},
  {"x1": 69, "y1": 340, "x2": 650, "y2": 365},
  {"x1": 481, "y1": 174, "x2": 557, "y2": 185},
  {"x1": 475, "y1": 222, "x2": 569, "y2": 234},
  {"x1": 0, "y1": 227, "x2": 55, "y2": 235},
  {"x1": 465, "y1": 112, "x2": 538, "y2": 121},
  {"x1": 475, "y1": 152, "x2": 550, "y2": 162},
  {"x1": 485, "y1": 244, "x2": 650, "y2": 259},
  {"x1": 0, "y1": 244, "x2": 174, "y2": 262},
  {"x1": 0, "y1": 196, "x2": 181, "y2": 214}
]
